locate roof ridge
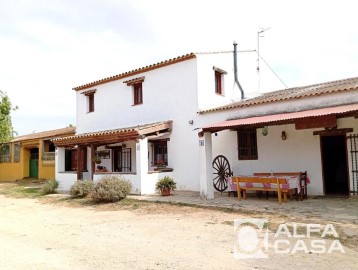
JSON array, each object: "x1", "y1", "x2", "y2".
[
  {"x1": 11, "y1": 126, "x2": 76, "y2": 142},
  {"x1": 199, "y1": 76, "x2": 358, "y2": 114},
  {"x1": 73, "y1": 53, "x2": 196, "y2": 91}
]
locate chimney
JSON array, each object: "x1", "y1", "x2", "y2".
[{"x1": 233, "y1": 41, "x2": 245, "y2": 100}]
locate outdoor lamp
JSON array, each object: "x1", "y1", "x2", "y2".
[{"x1": 281, "y1": 131, "x2": 287, "y2": 140}]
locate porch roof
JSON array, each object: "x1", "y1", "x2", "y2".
[
  {"x1": 202, "y1": 103, "x2": 358, "y2": 132},
  {"x1": 53, "y1": 121, "x2": 172, "y2": 147},
  {"x1": 11, "y1": 126, "x2": 76, "y2": 143}
]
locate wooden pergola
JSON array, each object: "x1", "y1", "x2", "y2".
[{"x1": 53, "y1": 121, "x2": 172, "y2": 179}]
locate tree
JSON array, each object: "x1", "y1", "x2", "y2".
[{"x1": 0, "y1": 90, "x2": 16, "y2": 147}]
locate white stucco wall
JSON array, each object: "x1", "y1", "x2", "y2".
[
  {"x1": 72, "y1": 55, "x2": 246, "y2": 193},
  {"x1": 211, "y1": 117, "x2": 358, "y2": 196},
  {"x1": 57, "y1": 173, "x2": 77, "y2": 191}
]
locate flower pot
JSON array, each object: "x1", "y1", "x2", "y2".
[{"x1": 160, "y1": 188, "x2": 171, "y2": 196}]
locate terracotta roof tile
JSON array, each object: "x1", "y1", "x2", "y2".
[
  {"x1": 202, "y1": 103, "x2": 358, "y2": 132},
  {"x1": 199, "y1": 76, "x2": 358, "y2": 113},
  {"x1": 73, "y1": 53, "x2": 196, "y2": 91},
  {"x1": 53, "y1": 121, "x2": 172, "y2": 144},
  {"x1": 12, "y1": 127, "x2": 76, "y2": 142}
]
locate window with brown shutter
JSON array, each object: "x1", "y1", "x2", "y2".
[
  {"x1": 215, "y1": 71, "x2": 222, "y2": 95},
  {"x1": 237, "y1": 129, "x2": 258, "y2": 160},
  {"x1": 133, "y1": 83, "x2": 143, "y2": 105},
  {"x1": 88, "y1": 93, "x2": 94, "y2": 112}
]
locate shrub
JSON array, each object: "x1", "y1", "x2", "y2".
[
  {"x1": 155, "y1": 176, "x2": 176, "y2": 191},
  {"x1": 70, "y1": 180, "x2": 94, "y2": 198},
  {"x1": 91, "y1": 176, "x2": 132, "y2": 202},
  {"x1": 41, "y1": 179, "x2": 59, "y2": 195}
]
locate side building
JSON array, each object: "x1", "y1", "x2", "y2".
[{"x1": 0, "y1": 127, "x2": 75, "y2": 181}]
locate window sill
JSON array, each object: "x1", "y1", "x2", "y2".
[
  {"x1": 148, "y1": 168, "x2": 173, "y2": 173},
  {"x1": 132, "y1": 103, "x2": 143, "y2": 106},
  {"x1": 94, "y1": 171, "x2": 136, "y2": 175}
]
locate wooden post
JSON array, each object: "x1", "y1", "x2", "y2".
[
  {"x1": 91, "y1": 144, "x2": 95, "y2": 180},
  {"x1": 77, "y1": 146, "x2": 81, "y2": 180}
]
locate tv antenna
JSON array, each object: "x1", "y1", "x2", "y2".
[{"x1": 257, "y1": 27, "x2": 271, "y2": 73}]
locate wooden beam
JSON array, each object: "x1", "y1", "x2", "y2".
[
  {"x1": 137, "y1": 121, "x2": 173, "y2": 135},
  {"x1": 313, "y1": 128, "x2": 353, "y2": 136},
  {"x1": 295, "y1": 115, "x2": 336, "y2": 130},
  {"x1": 54, "y1": 135, "x2": 138, "y2": 147}
]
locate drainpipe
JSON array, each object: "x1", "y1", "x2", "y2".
[{"x1": 233, "y1": 41, "x2": 245, "y2": 100}]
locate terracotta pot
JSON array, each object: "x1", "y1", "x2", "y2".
[{"x1": 160, "y1": 188, "x2": 171, "y2": 196}]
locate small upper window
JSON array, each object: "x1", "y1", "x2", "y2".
[
  {"x1": 213, "y1": 66, "x2": 227, "y2": 95},
  {"x1": 81, "y1": 89, "x2": 96, "y2": 113},
  {"x1": 123, "y1": 76, "x2": 145, "y2": 106},
  {"x1": 237, "y1": 129, "x2": 258, "y2": 160},
  {"x1": 88, "y1": 93, "x2": 94, "y2": 112},
  {"x1": 133, "y1": 83, "x2": 143, "y2": 105},
  {"x1": 215, "y1": 71, "x2": 223, "y2": 95}
]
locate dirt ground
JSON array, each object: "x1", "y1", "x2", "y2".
[{"x1": 0, "y1": 183, "x2": 357, "y2": 270}]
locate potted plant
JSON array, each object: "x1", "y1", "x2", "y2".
[
  {"x1": 155, "y1": 176, "x2": 176, "y2": 196},
  {"x1": 94, "y1": 156, "x2": 102, "y2": 164},
  {"x1": 155, "y1": 160, "x2": 167, "y2": 170}
]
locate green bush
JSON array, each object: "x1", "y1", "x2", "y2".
[
  {"x1": 91, "y1": 176, "x2": 132, "y2": 202},
  {"x1": 41, "y1": 179, "x2": 59, "y2": 195},
  {"x1": 70, "y1": 180, "x2": 94, "y2": 198},
  {"x1": 155, "y1": 176, "x2": 176, "y2": 191}
]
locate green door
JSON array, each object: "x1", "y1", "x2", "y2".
[{"x1": 30, "y1": 157, "x2": 38, "y2": 178}]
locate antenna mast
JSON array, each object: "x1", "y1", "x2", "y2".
[{"x1": 257, "y1": 27, "x2": 271, "y2": 73}]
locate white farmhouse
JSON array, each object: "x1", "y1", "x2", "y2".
[
  {"x1": 53, "y1": 48, "x2": 358, "y2": 198},
  {"x1": 54, "y1": 49, "x2": 244, "y2": 193}
]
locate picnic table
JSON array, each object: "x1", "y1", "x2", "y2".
[{"x1": 228, "y1": 172, "x2": 309, "y2": 204}]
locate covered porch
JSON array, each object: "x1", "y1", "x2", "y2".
[
  {"x1": 199, "y1": 103, "x2": 358, "y2": 200},
  {"x1": 53, "y1": 121, "x2": 173, "y2": 194}
]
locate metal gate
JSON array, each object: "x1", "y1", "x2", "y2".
[
  {"x1": 347, "y1": 134, "x2": 358, "y2": 195},
  {"x1": 118, "y1": 148, "x2": 131, "y2": 172}
]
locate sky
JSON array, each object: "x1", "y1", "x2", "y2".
[{"x1": 1, "y1": 0, "x2": 357, "y2": 136}]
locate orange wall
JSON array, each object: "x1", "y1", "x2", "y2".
[
  {"x1": 0, "y1": 140, "x2": 56, "y2": 181},
  {"x1": 0, "y1": 145, "x2": 25, "y2": 181}
]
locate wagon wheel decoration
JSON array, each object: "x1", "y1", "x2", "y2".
[{"x1": 212, "y1": 155, "x2": 232, "y2": 192}]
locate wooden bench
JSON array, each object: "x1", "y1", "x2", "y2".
[
  {"x1": 232, "y1": 176, "x2": 294, "y2": 205},
  {"x1": 254, "y1": 171, "x2": 307, "y2": 200}
]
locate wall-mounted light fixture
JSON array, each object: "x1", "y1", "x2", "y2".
[{"x1": 281, "y1": 131, "x2": 287, "y2": 141}]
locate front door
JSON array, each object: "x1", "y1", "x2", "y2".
[
  {"x1": 321, "y1": 135, "x2": 349, "y2": 196},
  {"x1": 29, "y1": 148, "x2": 39, "y2": 179}
]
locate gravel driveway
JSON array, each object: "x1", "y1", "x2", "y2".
[{"x1": 0, "y1": 193, "x2": 357, "y2": 270}]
